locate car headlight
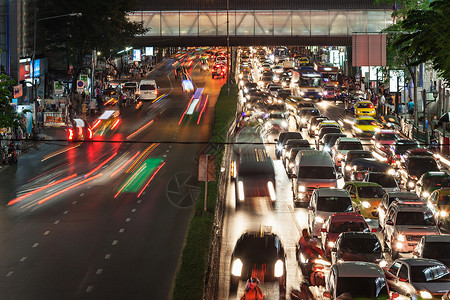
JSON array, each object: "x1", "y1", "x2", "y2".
[
  {"x1": 396, "y1": 242, "x2": 404, "y2": 249},
  {"x1": 231, "y1": 258, "x2": 243, "y2": 276},
  {"x1": 301, "y1": 117, "x2": 307, "y2": 123},
  {"x1": 282, "y1": 82, "x2": 286, "y2": 87},
  {"x1": 323, "y1": 146, "x2": 331, "y2": 152},
  {"x1": 408, "y1": 181, "x2": 415, "y2": 188},
  {"x1": 237, "y1": 181, "x2": 245, "y2": 201},
  {"x1": 315, "y1": 216, "x2": 324, "y2": 223},
  {"x1": 440, "y1": 210, "x2": 448, "y2": 217},
  {"x1": 388, "y1": 168, "x2": 396, "y2": 175},
  {"x1": 361, "y1": 201, "x2": 371, "y2": 209},
  {"x1": 337, "y1": 154, "x2": 344, "y2": 159},
  {"x1": 422, "y1": 191, "x2": 430, "y2": 198},
  {"x1": 354, "y1": 127, "x2": 363, "y2": 133},
  {"x1": 397, "y1": 234, "x2": 405, "y2": 242},
  {"x1": 277, "y1": 145, "x2": 283, "y2": 151},
  {"x1": 328, "y1": 241, "x2": 335, "y2": 248},
  {"x1": 300, "y1": 91, "x2": 305, "y2": 96},
  {"x1": 311, "y1": 125, "x2": 316, "y2": 130},
  {"x1": 281, "y1": 121, "x2": 288, "y2": 128},
  {"x1": 345, "y1": 165, "x2": 352, "y2": 171},
  {"x1": 319, "y1": 92, "x2": 323, "y2": 96},
  {"x1": 238, "y1": 73, "x2": 243, "y2": 79},
  {"x1": 289, "y1": 162, "x2": 294, "y2": 169},
  {"x1": 375, "y1": 127, "x2": 381, "y2": 133},
  {"x1": 274, "y1": 259, "x2": 284, "y2": 277},
  {"x1": 267, "y1": 181, "x2": 276, "y2": 201},
  {"x1": 378, "y1": 260, "x2": 387, "y2": 268},
  {"x1": 298, "y1": 185, "x2": 306, "y2": 192},
  {"x1": 419, "y1": 291, "x2": 433, "y2": 299}
]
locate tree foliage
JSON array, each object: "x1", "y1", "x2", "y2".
[
  {"x1": 36, "y1": 0, "x2": 146, "y2": 89},
  {"x1": 393, "y1": 0, "x2": 450, "y2": 83},
  {"x1": 0, "y1": 75, "x2": 25, "y2": 128}
]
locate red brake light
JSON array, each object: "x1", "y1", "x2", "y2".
[
  {"x1": 369, "y1": 104, "x2": 374, "y2": 108},
  {"x1": 68, "y1": 128, "x2": 74, "y2": 141},
  {"x1": 87, "y1": 128, "x2": 93, "y2": 139},
  {"x1": 399, "y1": 278, "x2": 407, "y2": 282},
  {"x1": 155, "y1": 90, "x2": 158, "y2": 95}
]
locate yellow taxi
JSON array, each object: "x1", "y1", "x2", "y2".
[
  {"x1": 298, "y1": 57, "x2": 309, "y2": 65},
  {"x1": 315, "y1": 120, "x2": 343, "y2": 135},
  {"x1": 427, "y1": 188, "x2": 450, "y2": 230},
  {"x1": 351, "y1": 116, "x2": 382, "y2": 138},
  {"x1": 355, "y1": 100, "x2": 376, "y2": 117}
]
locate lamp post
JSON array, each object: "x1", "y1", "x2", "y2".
[{"x1": 32, "y1": 10, "x2": 82, "y2": 107}]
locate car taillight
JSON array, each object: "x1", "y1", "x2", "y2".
[
  {"x1": 87, "y1": 128, "x2": 93, "y2": 139},
  {"x1": 155, "y1": 90, "x2": 158, "y2": 95},
  {"x1": 68, "y1": 128, "x2": 74, "y2": 141},
  {"x1": 369, "y1": 104, "x2": 374, "y2": 108}
]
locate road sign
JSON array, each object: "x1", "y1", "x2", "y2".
[
  {"x1": 54, "y1": 81, "x2": 64, "y2": 94},
  {"x1": 80, "y1": 74, "x2": 88, "y2": 82},
  {"x1": 198, "y1": 154, "x2": 216, "y2": 182},
  {"x1": 77, "y1": 80, "x2": 85, "y2": 93}
]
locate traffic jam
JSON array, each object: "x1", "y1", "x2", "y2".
[{"x1": 226, "y1": 47, "x2": 450, "y2": 300}]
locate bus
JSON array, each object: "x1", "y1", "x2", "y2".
[
  {"x1": 316, "y1": 63, "x2": 340, "y2": 86},
  {"x1": 290, "y1": 67, "x2": 324, "y2": 100},
  {"x1": 273, "y1": 47, "x2": 289, "y2": 63}
]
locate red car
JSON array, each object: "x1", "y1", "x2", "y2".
[
  {"x1": 320, "y1": 212, "x2": 373, "y2": 258},
  {"x1": 212, "y1": 63, "x2": 227, "y2": 79}
]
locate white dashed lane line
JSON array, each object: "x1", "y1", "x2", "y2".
[
  {"x1": 112, "y1": 240, "x2": 118, "y2": 246},
  {"x1": 126, "y1": 218, "x2": 131, "y2": 222},
  {"x1": 54, "y1": 220, "x2": 60, "y2": 224},
  {"x1": 105, "y1": 254, "x2": 111, "y2": 260},
  {"x1": 63, "y1": 210, "x2": 69, "y2": 215},
  {"x1": 119, "y1": 228, "x2": 125, "y2": 233},
  {"x1": 20, "y1": 257, "x2": 27, "y2": 262},
  {"x1": 73, "y1": 200, "x2": 78, "y2": 204},
  {"x1": 44, "y1": 231, "x2": 50, "y2": 235},
  {"x1": 32, "y1": 243, "x2": 39, "y2": 248},
  {"x1": 131, "y1": 209, "x2": 136, "y2": 213},
  {"x1": 6, "y1": 271, "x2": 13, "y2": 277},
  {"x1": 96, "y1": 269, "x2": 103, "y2": 275},
  {"x1": 86, "y1": 286, "x2": 94, "y2": 293}
]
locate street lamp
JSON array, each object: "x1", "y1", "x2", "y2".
[{"x1": 32, "y1": 10, "x2": 82, "y2": 107}]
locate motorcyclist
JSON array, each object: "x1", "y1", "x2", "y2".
[
  {"x1": 241, "y1": 277, "x2": 264, "y2": 300},
  {"x1": 7, "y1": 141, "x2": 17, "y2": 164},
  {"x1": 297, "y1": 229, "x2": 325, "y2": 284}
]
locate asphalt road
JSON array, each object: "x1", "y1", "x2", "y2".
[{"x1": 0, "y1": 58, "x2": 224, "y2": 299}]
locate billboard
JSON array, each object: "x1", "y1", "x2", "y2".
[
  {"x1": 133, "y1": 49, "x2": 141, "y2": 61},
  {"x1": 352, "y1": 34, "x2": 386, "y2": 67},
  {"x1": 389, "y1": 70, "x2": 404, "y2": 93}
]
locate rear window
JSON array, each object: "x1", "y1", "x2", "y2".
[
  {"x1": 357, "y1": 103, "x2": 373, "y2": 109},
  {"x1": 317, "y1": 196, "x2": 353, "y2": 212},
  {"x1": 329, "y1": 221, "x2": 368, "y2": 233},
  {"x1": 395, "y1": 211, "x2": 436, "y2": 226},
  {"x1": 410, "y1": 265, "x2": 450, "y2": 283},
  {"x1": 338, "y1": 142, "x2": 363, "y2": 151},
  {"x1": 423, "y1": 242, "x2": 450, "y2": 259},
  {"x1": 340, "y1": 237, "x2": 382, "y2": 254},
  {"x1": 368, "y1": 174, "x2": 397, "y2": 188},
  {"x1": 298, "y1": 166, "x2": 336, "y2": 180},
  {"x1": 140, "y1": 84, "x2": 156, "y2": 90}
]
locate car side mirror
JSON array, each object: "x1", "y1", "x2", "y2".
[
  {"x1": 307, "y1": 206, "x2": 314, "y2": 211},
  {"x1": 290, "y1": 174, "x2": 297, "y2": 179},
  {"x1": 321, "y1": 228, "x2": 327, "y2": 233},
  {"x1": 386, "y1": 220, "x2": 394, "y2": 226},
  {"x1": 323, "y1": 291, "x2": 331, "y2": 299},
  {"x1": 350, "y1": 194, "x2": 356, "y2": 198}
]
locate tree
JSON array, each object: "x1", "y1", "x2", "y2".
[
  {"x1": 36, "y1": 0, "x2": 146, "y2": 92},
  {"x1": 0, "y1": 75, "x2": 26, "y2": 128}
]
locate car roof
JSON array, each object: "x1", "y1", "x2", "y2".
[
  {"x1": 334, "y1": 262, "x2": 385, "y2": 277},
  {"x1": 423, "y1": 235, "x2": 450, "y2": 243},
  {"x1": 397, "y1": 258, "x2": 445, "y2": 267},
  {"x1": 422, "y1": 171, "x2": 448, "y2": 177},
  {"x1": 346, "y1": 150, "x2": 372, "y2": 155},
  {"x1": 390, "y1": 201, "x2": 430, "y2": 212},
  {"x1": 386, "y1": 191, "x2": 420, "y2": 199},
  {"x1": 346, "y1": 181, "x2": 383, "y2": 187},
  {"x1": 298, "y1": 150, "x2": 334, "y2": 166},
  {"x1": 316, "y1": 188, "x2": 349, "y2": 197},
  {"x1": 330, "y1": 213, "x2": 365, "y2": 221},
  {"x1": 337, "y1": 137, "x2": 360, "y2": 143},
  {"x1": 356, "y1": 116, "x2": 376, "y2": 121}
]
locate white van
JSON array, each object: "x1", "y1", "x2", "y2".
[{"x1": 138, "y1": 80, "x2": 158, "y2": 100}]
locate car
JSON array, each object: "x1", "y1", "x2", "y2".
[
  {"x1": 384, "y1": 258, "x2": 450, "y2": 299},
  {"x1": 415, "y1": 171, "x2": 450, "y2": 198},
  {"x1": 398, "y1": 148, "x2": 435, "y2": 165},
  {"x1": 307, "y1": 188, "x2": 354, "y2": 237},
  {"x1": 427, "y1": 188, "x2": 450, "y2": 231},
  {"x1": 215, "y1": 55, "x2": 227, "y2": 64},
  {"x1": 345, "y1": 158, "x2": 392, "y2": 182},
  {"x1": 332, "y1": 137, "x2": 363, "y2": 167},
  {"x1": 382, "y1": 201, "x2": 440, "y2": 258},
  {"x1": 297, "y1": 107, "x2": 321, "y2": 129},
  {"x1": 242, "y1": 82, "x2": 258, "y2": 95},
  {"x1": 211, "y1": 63, "x2": 227, "y2": 78},
  {"x1": 285, "y1": 146, "x2": 313, "y2": 177},
  {"x1": 292, "y1": 151, "x2": 341, "y2": 206},
  {"x1": 272, "y1": 65, "x2": 284, "y2": 74},
  {"x1": 316, "y1": 127, "x2": 343, "y2": 149},
  {"x1": 343, "y1": 182, "x2": 385, "y2": 219},
  {"x1": 413, "y1": 235, "x2": 450, "y2": 267},
  {"x1": 316, "y1": 120, "x2": 342, "y2": 135},
  {"x1": 341, "y1": 150, "x2": 373, "y2": 179},
  {"x1": 67, "y1": 118, "x2": 93, "y2": 142},
  {"x1": 363, "y1": 171, "x2": 400, "y2": 193},
  {"x1": 372, "y1": 130, "x2": 399, "y2": 160},
  {"x1": 324, "y1": 262, "x2": 391, "y2": 300},
  {"x1": 298, "y1": 57, "x2": 309, "y2": 65},
  {"x1": 378, "y1": 191, "x2": 421, "y2": 230},
  {"x1": 321, "y1": 133, "x2": 347, "y2": 154},
  {"x1": 284, "y1": 96, "x2": 316, "y2": 114},
  {"x1": 389, "y1": 139, "x2": 420, "y2": 164},
  {"x1": 354, "y1": 100, "x2": 376, "y2": 117},
  {"x1": 330, "y1": 232, "x2": 386, "y2": 266},
  {"x1": 263, "y1": 111, "x2": 289, "y2": 133},
  {"x1": 307, "y1": 116, "x2": 329, "y2": 137},
  {"x1": 397, "y1": 156, "x2": 440, "y2": 190},
  {"x1": 351, "y1": 116, "x2": 382, "y2": 138},
  {"x1": 138, "y1": 79, "x2": 158, "y2": 100},
  {"x1": 320, "y1": 212, "x2": 371, "y2": 258},
  {"x1": 282, "y1": 139, "x2": 310, "y2": 168},
  {"x1": 323, "y1": 85, "x2": 337, "y2": 100},
  {"x1": 229, "y1": 231, "x2": 286, "y2": 296},
  {"x1": 275, "y1": 131, "x2": 303, "y2": 159}
]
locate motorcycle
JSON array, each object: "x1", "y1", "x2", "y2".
[
  {"x1": 296, "y1": 244, "x2": 330, "y2": 287},
  {"x1": 7, "y1": 144, "x2": 17, "y2": 164}
]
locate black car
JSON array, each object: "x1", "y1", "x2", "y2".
[
  {"x1": 398, "y1": 156, "x2": 440, "y2": 190},
  {"x1": 413, "y1": 235, "x2": 450, "y2": 267},
  {"x1": 282, "y1": 139, "x2": 311, "y2": 168},
  {"x1": 320, "y1": 133, "x2": 346, "y2": 153},
  {"x1": 297, "y1": 108, "x2": 321, "y2": 129},
  {"x1": 229, "y1": 232, "x2": 286, "y2": 296},
  {"x1": 342, "y1": 150, "x2": 374, "y2": 180},
  {"x1": 331, "y1": 232, "x2": 385, "y2": 265},
  {"x1": 307, "y1": 116, "x2": 329, "y2": 137},
  {"x1": 388, "y1": 139, "x2": 420, "y2": 164},
  {"x1": 67, "y1": 118, "x2": 93, "y2": 142},
  {"x1": 315, "y1": 127, "x2": 343, "y2": 149},
  {"x1": 345, "y1": 158, "x2": 391, "y2": 181},
  {"x1": 275, "y1": 131, "x2": 303, "y2": 159}
]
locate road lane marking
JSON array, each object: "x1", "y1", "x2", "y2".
[
  {"x1": 80, "y1": 193, "x2": 84, "y2": 196},
  {"x1": 105, "y1": 254, "x2": 111, "y2": 259},
  {"x1": 6, "y1": 271, "x2": 13, "y2": 277},
  {"x1": 20, "y1": 257, "x2": 27, "y2": 262},
  {"x1": 131, "y1": 209, "x2": 136, "y2": 213},
  {"x1": 44, "y1": 231, "x2": 50, "y2": 235},
  {"x1": 137, "y1": 200, "x2": 142, "y2": 204},
  {"x1": 41, "y1": 143, "x2": 81, "y2": 162},
  {"x1": 166, "y1": 150, "x2": 170, "y2": 153},
  {"x1": 32, "y1": 243, "x2": 39, "y2": 248},
  {"x1": 112, "y1": 240, "x2": 118, "y2": 245},
  {"x1": 54, "y1": 220, "x2": 60, "y2": 224},
  {"x1": 73, "y1": 200, "x2": 78, "y2": 204},
  {"x1": 63, "y1": 211, "x2": 69, "y2": 215},
  {"x1": 126, "y1": 218, "x2": 131, "y2": 222},
  {"x1": 119, "y1": 229, "x2": 125, "y2": 233},
  {"x1": 86, "y1": 286, "x2": 94, "y2": 293},
  {"x1": 96, "y1": 269, "x2": 103, "y2": 275}
]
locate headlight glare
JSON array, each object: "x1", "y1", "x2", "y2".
[
  {"x1": 274, "y1": 259, "x2": 284, "y2": 277},
  {"x1": 362, "y1": 201, "x2": 371, "y2": 209},
  {"x1": 315, "y1": 216, "x2": 324, "y2": 223},
  {"x1": 419, "y1": 291, "x2": 432, "y2": 299},
  {"x1": 231, "y1": 258, "x2": 243, "y2": 276}
]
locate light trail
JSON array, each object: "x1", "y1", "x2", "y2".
[
  {"x1": 137, "y1": 162, "x2": 166, "y2": 198},
  {"x1": 84, "y1": 152, "x2": 118, "y2": 178},
  {"x1": 126, "y1": 120, "x2": 154, "y2": 140},
  {"x1": 110, "y1": 151, "x2": 141, "y2": 178},
  {"x1": 178, "y1": 95, "x2": 195, "y2": 125},
  {"x1": 197, "y1": 94, "x2": 209, "y2": 125},
  {"x1": 152, "y1": 93, "x2": 167, "y2": 104},
  {"x1": 41, "y1": 143, "x2": 81, "y2": 162},
  {"x1": 114, "y1": 164, "x2": 147, "y2": 198},
  {"x1": 126, "y1": 143, "x2": 159, "y2": 174},
  {"x1": 8, "y1": 173, "x2": 78, "y2": 206},
  {"x1": 38, "y1": 173, "x2": 103, "y2": 205},
  {"x1": 27, "y1": 162, "x2": 69, "y2": 182}
]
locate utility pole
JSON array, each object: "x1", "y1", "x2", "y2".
[{"x1": 226, "y1": 0, "x2": 230, "y2": 95}]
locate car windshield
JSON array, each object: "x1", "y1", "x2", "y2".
[
  {"x1": 338, "y1": 142, "x2": 363, "y2": 151},
  {"x1": 395, "y1": 211, "x2": 436, "y2": 226},
  {"x1": 329, "y1": 221, "x2": 368, "y2": 233},
  {"x1": 316, "y1": 197, "x2": 353, "y2": 212},
  {"x1": 409, "y1": 158, "x2": 439, "y2": 177},
  {"x1": 301, "y1": 109, "x2": 320, "y2": 116},
  {"x1": 357, "y1": 186, "x2": 385, "y2": 198},
  {"x1": 378, "y1": 133, "x2": 397, "y2": 141},
  {"x1": 423, "y1": 176, "x2": 450, "y2": 190},
  {"x1": 357, "y1": 103, "x2": 373, "y2": 109},
  {"x1": 268, "y1": 114, "x2": 285, "y2": 119},
  {"x1": 346, "y1": 152, "x2": 373, "y2": 162},
  {"x1": 298, "y1": 166, "x2": 336, "y2": 180},
  {"x1": 423, "y1": 242, "x2": 450, "y2": 259},
  {"x1": 340, "y1": 237, "x2": 382, "y2": 253},
  {"x1": 396, "y1": 142, "x2": 419, "y2": 154},
  {"x1": 368, "y1": 174, "x2": 397, "y2": 188},
  {"x1": 336, "y1": 277, "x2": 389, "y2": 299},
  {"x1": 357, "y1": 119, "x2": 376, "y2": 126},
  {"x1": 410, "y1": 265, "x2": 450, "y2": 283}
]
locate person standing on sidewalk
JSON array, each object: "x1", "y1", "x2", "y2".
[
  {"x1": 81, "y1": 102, "x2": 88, "y2": 120},
  {"x1": 89, "y1": 98, "x2": 97, "y2": 116},
  {"x1": 408, "y1": 98, "x2": 414, "y2": 119}
]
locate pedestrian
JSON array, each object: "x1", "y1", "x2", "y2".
[
  {"x1": 398, "y1": 102, "x2": 403, "y2": 115},
  {"x1": 81, "y1": 102, "x2": 88, "y2": 119},
  {"x1": 89, "y1": 98, "x2": 97, "y2": 115},
  {"x1": 408, "y1": 98, "x2": 414, "y2": 118}
]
